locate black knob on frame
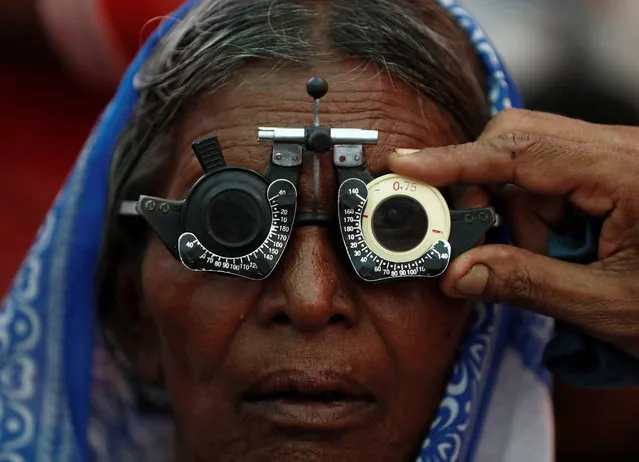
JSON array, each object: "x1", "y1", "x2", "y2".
[
  {"x1": 192, "y1": 135, "x2": 226, "y2": 174},
  {"x1": 307, "y1": 77, "x2": 328, "y2": 100},
  {"x1": 307, "y1": 126, "x2": 332, "y2": 152}
]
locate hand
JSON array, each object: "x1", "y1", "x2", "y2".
[{"x1": 389, "y1": 108, "x2": 639, "y2": 357}]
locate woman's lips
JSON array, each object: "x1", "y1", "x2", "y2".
[{"x1": 241, "y1": 370, "x2": 377, "y2": 430}]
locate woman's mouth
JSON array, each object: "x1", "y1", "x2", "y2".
[{"x1": 241, "y1": 370, "x2": 377, "y2": 430}]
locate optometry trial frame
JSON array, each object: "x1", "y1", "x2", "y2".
[{"x1": 119, "y1": 77, "x2": 498, "y2": 282}]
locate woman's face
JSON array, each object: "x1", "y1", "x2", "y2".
[{"x1": 141, "y1": 60, "x2": 475, "y2": 462}]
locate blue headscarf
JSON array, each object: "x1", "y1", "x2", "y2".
[{"x1": 0, "y1": 1, "x2": 553, "y2": 461}]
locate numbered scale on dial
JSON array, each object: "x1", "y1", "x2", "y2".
[
  {"x1": 338, "y1": 178, "x2": 452, "y2": 282},
  {"x1": 178, "y1": 179, "x2": 297, "y2": 280}
]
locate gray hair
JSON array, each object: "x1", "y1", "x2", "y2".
[{"x1": 97, "y1": 0, "x2": 489, "y2": 381}]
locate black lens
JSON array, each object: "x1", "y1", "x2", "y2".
[
  {"x1": 206, "y1": 190, "x2": 262, "y2": 248},
  {"x1": 372, "y1": 196, "x2": 428, "y2": 252}
]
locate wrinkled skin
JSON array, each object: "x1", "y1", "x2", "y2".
[{"x1": 136, "y1": 61, "x2": 483, "y2": 461}]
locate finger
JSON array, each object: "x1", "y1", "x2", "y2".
[
  {"x1": 480, "y1": 108, "x2": 639, "y2": 148},
  {"x1": 438, "y1": 244, "x2": 614, "y2": 329},
  {"x1": 389, "y1": 133, "x2": 618, "y2": 218}
]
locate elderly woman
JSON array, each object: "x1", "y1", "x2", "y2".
[
  {"x1": 5, "y1": 0, "x2": 639, "y2": 461},
  {"x1": 99, "y1": 2, "x2": 510, "y2": 460}
]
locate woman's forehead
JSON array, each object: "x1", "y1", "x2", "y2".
[{"x1": 170, "y1": 59, "x2": 461, "y2": 194}]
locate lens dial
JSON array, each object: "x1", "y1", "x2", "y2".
[
  {"x1": 204, "y1": 189, "x2": 265, "y2": 251},
  {"x1": 338, "y1": 174, "x2": 451, "y2": 282},
  {"x1": 178, "y1": 173, "x2": 296, "y2": 280},
  {"x1": 371, "y1": 195, "x2": 429, "y2": 252}
]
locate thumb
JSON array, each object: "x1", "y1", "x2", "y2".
[{"x1": 440, "y1": 245, "x2": 610, "y2": 325}]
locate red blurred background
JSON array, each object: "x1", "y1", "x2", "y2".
[{"x1": 0, "y1": 0, "x2": 181, "y2": 296}]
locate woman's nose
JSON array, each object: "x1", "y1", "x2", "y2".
[{"x1": 258, "y1": 228, "x2": 359, "y2": 331}]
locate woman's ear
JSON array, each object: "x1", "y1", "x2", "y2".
[
  {"x1": 132, "y1": 302, "x2": 165, "y2": 388},
  {"x1": 450, "y1": 184, "x2": 492, "y2": 210},
  {"x1": 108, "y1": 260, "x2": 165, "y2": 389},
  {"x1": 449, "y1": 184, "x2": 495, "y2": 247}
]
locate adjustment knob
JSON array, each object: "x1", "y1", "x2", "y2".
[
  {"x1": 307, "y1": 127, "x2": 332, "y2": 152},
  {"x1": 192, "y1": 135, "x2": 226, "y2": 174},
  {"x1": 307, "y1": 77, "x2": 328, "y2": 100}
]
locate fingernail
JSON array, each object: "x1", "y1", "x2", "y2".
[
  {"x1": 394, "y1": 148, "x2": 422, "y2": 156},
  {"x1": 454, "y1": 265, "x2": 489, "y2": 296}
]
